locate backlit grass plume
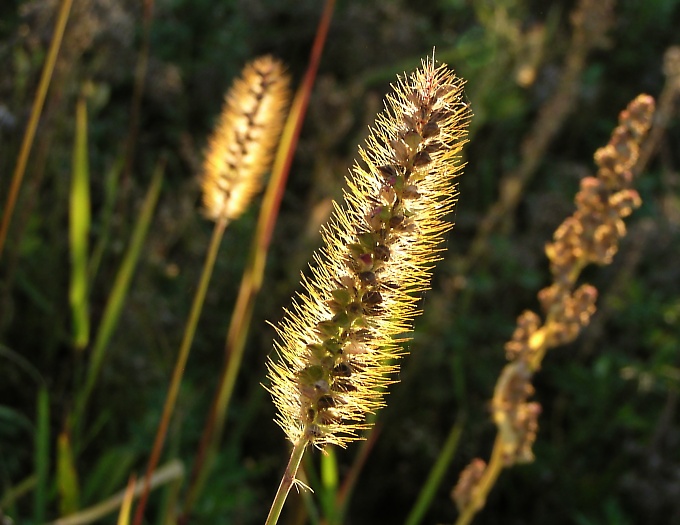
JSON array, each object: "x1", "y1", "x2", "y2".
[
  {"x1": 201, "y1": 55, "x2": 290, "y2": 223},
  {"x1": 267, "y1": 57, "x2": 471, "y2": 453}
]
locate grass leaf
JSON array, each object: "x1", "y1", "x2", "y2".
[
  {"x1": 74, "y1": 158, "x2": 165, "y2": 432},
  {"x1": 34, "y1": 387, "x2": 50, "y2": 523},
  {"x1": 70, "y1": 96, "x2": 91, "y2": 350},
  {"x1": 57, "y1": 431, "x2": 80, "y2": 515}
]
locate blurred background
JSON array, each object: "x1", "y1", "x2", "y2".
[{"x1": 1, "y1": 0, "x2": 679, "y2": 524}]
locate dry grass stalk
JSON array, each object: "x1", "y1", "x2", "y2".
[
  {"x1": 201, "y1": 55, "x2": 290, "y2": 223},
  {"x1": 453, "y1": 93, "x2": 656, "y2": 524}
]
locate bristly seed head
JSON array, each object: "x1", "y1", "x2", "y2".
[
  {"x1": 201, "y1": 56, "x2": 290, "y2": 223},
  {"x1": 266, "y1": 56, "x2": 471, "y2": 448}
]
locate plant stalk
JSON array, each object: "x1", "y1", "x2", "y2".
[
  {"x1": 132, "y1": 216, "x2": 227, "y2": 525},
  {"x1": 0, "y1": 0, "x2": 74, "y2": 258},
  {"x1": 265, "y1": 439, "x2": 309, "y2": 525}
]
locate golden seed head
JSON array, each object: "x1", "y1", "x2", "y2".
[
  {"x1": 201, "y1": 56, "x2": 290, "y2": 223},
  {"x1": 267, "y1": 57, "x2": 471, "y2": 448}
]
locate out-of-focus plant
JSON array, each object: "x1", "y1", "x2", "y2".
[{"x1": 452, "y1": 93, "x2": 655, "y2": 525}]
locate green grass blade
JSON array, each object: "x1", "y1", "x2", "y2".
[
  {"x1": 320, "y1": 447, "x2": 339, "y2": 524},
  {"x1": 404, "y1": 414, "x2": 466, "y2": 525},
  {"x1": 81, "y1": 447, "x2": 137, "y2": 505},
  {"x1": 74, "y1": 159, "x2": 165, "y2": 431},
  {"x1": 70, "y1": 96, "x2": 91, "y2": 350},
  {"x1": 88, "y1": 152, "x2": 124, "y2": 287},
  {"x1": 57, "y1": 431, "x2": 81, "y2": 515},
  {"x1": 34, "y1": 387, "x2": 50, "y2": 523}
]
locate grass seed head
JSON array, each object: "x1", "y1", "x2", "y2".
[
  {"x1": 201, "y1": 55, "x2": 290, "y2": 223},
  {"x1": 267, "y1": 57, "x2": 471, "y2": 448}
]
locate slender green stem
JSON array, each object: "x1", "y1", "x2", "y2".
[
  {"x1": 405, "y1": 414, "x2": 465, "y2": 525},
  {"x1": 0, "y1": 0, "x2": 74, "y2": 258},
  {"x1": 73, "y1": 160, "x2": 164, "y2": 433},
  {"x1": 132, "y1": 217, "x2": 227, "y2": 525},
  {"x1": 265, "y1": 439, "x2": 309, "y2": 525},
  {"x1": 34, "y1": 387, "x2": 50, "y2": 523}
]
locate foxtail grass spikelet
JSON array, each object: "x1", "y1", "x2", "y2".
[
  {"x1": 201, "y1": 55, "x2": 290, "y2": 223},
  {"x1": 267, "y1": 57, "x2": 471, "y2": 450}
]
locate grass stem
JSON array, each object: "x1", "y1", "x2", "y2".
[
  {"x1": 132, "y1": 216, "x2": 227, "y2": 525},
  {"x1": 265, "y1": 439, "x2": 309, "y2": 525},
  {"x1": 0, "y1": 0, "x2": 74, "y2": 258}
]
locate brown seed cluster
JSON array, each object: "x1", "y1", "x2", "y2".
[
  {"x1": 451, "y1": 458, "x2": 487, "y2": 512},
  {"x1": 492, "y1": 360, "x2": 541, "y2": 465},
  {"x1": 201, "y1": 56, "x2": 290, "y2": 223},
  {"x1": 454, "y1": 93, "x2": 655, "y2": 504},
  {"x1": 268, "y1": 58, "x2": 471, "y2": 448}
]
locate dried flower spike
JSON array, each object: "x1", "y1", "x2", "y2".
[
  {"x1": 201, "y1": 56, "x2": 290, "y2": 223},
  {"x1": 453, "y1": 94, "x2": 655, "y2": 525},
  {"x1": 267, "y1": 57, "x2": 471, "y2": 449}
]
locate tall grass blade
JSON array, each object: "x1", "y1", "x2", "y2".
[
  {"x1": 320, "y1": 448, "x2": 339, "y2": 524},
  {"x1": 74, "y1": 159, "x2": 165, "y2": 430},
  {"x1": 82, "y1": 447, "x2": 137, "y2": 506},
  {"x1": 405, "y1": 415, "x2": 465, "y2": 525},
  {"x1": 57, "y1": 431, "x2": 80, "y2": 515},
  {"x1": 70, "y1": 97, "x2": 91, "y2": 350},
  {"x1": 88, "y1": 153, "x2": 124, "y2": 287},
  {"x1": 132, "y1": 217, "x2": 227, "y2": 525},
  {"x1": 34, "y1": 387, "x2": 50, "y2": 523},
  {"x1": 0, "y1": 0, "x2": 74, "y2": 258}
]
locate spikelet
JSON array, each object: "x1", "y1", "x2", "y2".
[
  {"x1": 201, "y1": 56, "x2": 290, "y2": 222},
  {"x1": 267, "y1": 57, "x2": 471, "y2": 448}
]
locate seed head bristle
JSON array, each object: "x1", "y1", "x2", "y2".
[
  {"x1": 201, "y1": 56, "x2": 290, "y2": 222},
  {"x1": 267, "y1": 57, "x2": 471, "y2": 448}
]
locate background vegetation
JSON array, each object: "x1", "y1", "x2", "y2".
[{"x1": 1, "y1": 0, "x2": 679, "y2": 524}]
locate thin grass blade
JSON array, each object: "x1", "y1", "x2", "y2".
[
  {"x1": 34, "y1": 387, "x2": 50, "y2": 523},
  {"x1": 88, "y1": 153, "x2": 124, "y2": 287},
  {"x1": 405, "y1": 415, "x2": 465, "y2": 525},
  {"x1": 57, "y1": 431, "x2": 81, "y2": 515},
  {"x1": 70, "y1": 96, "x2": 91, "y2": 350},
  {"x1": 320, "y1": 447, "x2": 339, "y2": 524},
  {"x1": 74, "y1": 159, "x2": 165, "y2": 431},
  {"x1": 0, "y1": 0, "x2": 74, "y2": 258},
  {"x1": 47, "y1": 461, "x2": 183, "y2": 525}
]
